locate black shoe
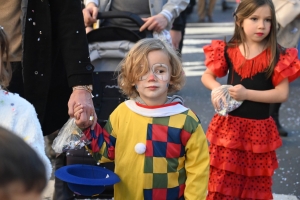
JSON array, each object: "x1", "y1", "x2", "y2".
[
  {"x1": 272, "y1": 114, "x2": 288, "y2": 137},
  {"x1": 207, "y1": 16, "x2": 213, "y2": 22},
  {"x1": 277, "y1": 124, "x2": 288, "y2": 137},
  {"x1": 222, "y1": 1, "x2": 232, "y2": 11},
  {"x1": 198, "y1": 18, "x2": 205, "y2": 22}
]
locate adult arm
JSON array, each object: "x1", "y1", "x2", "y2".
[
  {"x1": 50, "y1": 0, "x2": 97, "y2": 129},
  {"x1": 82, "y1": 1, "x2": 99, "y2": 28},
  {"x1": 140, "y1": 0, "x2": 189, "y2": 31}
]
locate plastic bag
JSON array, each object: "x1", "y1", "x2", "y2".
[
  {"x1": 211, "y1": 85, "x2": 243, "y2": 116},
  {"x1": 52, "y1": 118, "x2": 91, "y2": 154}
]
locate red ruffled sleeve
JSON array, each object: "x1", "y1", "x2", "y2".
[
  {"x1": 273, "y1": 48, "x2": 300, "y2": 86},
  {"x1": 203, "y1": 40, "x2": 228, "y2": 77}
]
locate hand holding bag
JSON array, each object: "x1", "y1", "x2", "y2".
[{"x1": 211, "y1": 85, "x2": 243, "y2": 116}]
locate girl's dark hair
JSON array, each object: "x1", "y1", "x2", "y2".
[
  {"x1": 0, "y1": 126, "x2": 47, "y2": 197},
  {"x1": 228, "y1": 0, "x2": 282, "y2": 77},
  {"x1": 0, "y1": 27, "x2": 12, "y2": 89}
]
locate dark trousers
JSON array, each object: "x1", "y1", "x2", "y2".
[
  {"x1": 53, "y1": 153, "x2": 74, "y2": 200},
  {"x1": 269, "y1": 103, "x2": 281, "y2": 122}
]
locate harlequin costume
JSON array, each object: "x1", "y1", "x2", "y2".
[
  {"x1": 203, "y1": 40, "x2": 300, "y2": 200},
  {"x1": 84, "y1": 95, "x2": 210, "y2": 200}
]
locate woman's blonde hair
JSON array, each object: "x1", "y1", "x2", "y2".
[
  {"x1": 0, "y1": 27, "x2": 12, "y2": 89},
  {"x1": 228, "y1": 0, "x2": 282, "y2": 78},
  {"x1": 118, "y1": 38, "x2": 185, "y2": 98}
]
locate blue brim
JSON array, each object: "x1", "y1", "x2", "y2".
[{"x1": 55, "y1": 164, "x2": 120, "y2": 196}]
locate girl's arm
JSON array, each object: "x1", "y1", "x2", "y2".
[
  {"x1": 229, "y1": 78, "x2": 289, "y2": 103},
  {"x1": 201, "y1": 68, "x2": 222, "y2": 90}
]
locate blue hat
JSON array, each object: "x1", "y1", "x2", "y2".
[{"x1": 55, "y1": 164, "x2": 120, "y2": 196}]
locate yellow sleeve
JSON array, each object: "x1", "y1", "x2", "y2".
[{"x1": 184, "y1": 125, "x2": 210, "y2": 200}]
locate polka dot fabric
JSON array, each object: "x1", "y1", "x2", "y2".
[
  {"x1": 272, "y1": 48, "x2": 300, "y2": 86},
  {"x1": 203, "y1": 40, "x2": 228, "y2": 78},
  {"x1": 206, "y1": 115, "x2": 282, "y2": 153},
  {"x1": 209, "y1": 143, "x2": 278, "y2": 177},
  {"x1": 207, "y1": 166, "x2": 273, "y2": 199},
  {"x1": 206, "y1": 114, "x2": 280, "y2": 199}
]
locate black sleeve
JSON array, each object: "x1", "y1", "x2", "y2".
[
  {"x1": 50, "y1": 0, "x2": 94, "y2": 87},
  {"x1": 171, "y1": 9, "x2": 187, "y2": 31}
]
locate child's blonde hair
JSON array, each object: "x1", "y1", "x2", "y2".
[
  {"x1": 0, "y1": 27, "x2": 12, "y2": 89},
  {"x1": 118, "y1": 38, "x2": 185, "y2": 98},
  {"x1": 229, "y1": 0, "x2": 281, "y2": 78}
]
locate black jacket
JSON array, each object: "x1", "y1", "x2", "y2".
[{"x1": 23, "y1": 0, "x2": 94, "y2": 135}]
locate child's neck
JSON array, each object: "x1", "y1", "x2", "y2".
[
  {"x1": 239, "y1": 41, "x2": 267, "y2": 59},
  {"x1": 135, "y1": 96, "x2": 168, "y2": 106}
]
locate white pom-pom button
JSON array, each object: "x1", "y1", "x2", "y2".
[{"x1": 135, "y1": 143, "x2": 146, "y2": 154}]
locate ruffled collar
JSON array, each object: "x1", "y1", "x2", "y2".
[
  {"x1": 125, "y1": 98, "x2": 188, "y2": 117},
  {"x1": 227, "y1": 46, "x2": 270, "y2": 79}
]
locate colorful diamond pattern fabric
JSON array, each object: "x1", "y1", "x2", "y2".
[{"x1": 143, "y1": 112, "x2": 197, "y2": 200}]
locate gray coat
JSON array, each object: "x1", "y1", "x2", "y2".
[{"x1": 85, "y1": 0, "x2": 189, "y2": 29}]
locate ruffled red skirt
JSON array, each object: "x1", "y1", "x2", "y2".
[{"x1": 206, "y1": 114, "x2": 282, "y2": 200}]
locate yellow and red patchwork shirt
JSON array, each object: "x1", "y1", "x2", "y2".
[{"x1": 87, "y1": 100, "x2": 209, "y2": 200}]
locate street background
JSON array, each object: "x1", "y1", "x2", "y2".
[{"x1": 43, "y1": 0, "x2": 300, "y2": 199}]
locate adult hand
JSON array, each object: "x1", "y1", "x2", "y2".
[
  {"x1": 68, "y1": 89, "x2": 97, "y2": 130},
  {"x1": 140, "y1": 14, "x2": 168, "y2": 32},
  {"x1": 170, "y1": 30, "x2": 182, "y2": 50},
  {"x1": 82, "y1": 3, "x2": 98, "y2": 28},
  {"x1": 228, "y1": 84, "x2": 248, "y2": 101}
]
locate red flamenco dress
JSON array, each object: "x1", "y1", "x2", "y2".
[{"x1": 203, "y1": 40, "x2": 300, "y2": 200}]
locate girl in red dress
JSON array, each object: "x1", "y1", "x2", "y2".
[{"x1": 201, "y1": 0, "x2": 300, "y2": 199}]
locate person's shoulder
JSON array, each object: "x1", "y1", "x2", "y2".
[
  {"x1": 110, "y1": 101, "x2": 129, "y2": 116},
  {"x1": 181, "y1": 108, "x2": 201, "y2": 123},
  {"x1": 0, "y1": 90, "x2": 36, "y2": 111},
  {"x1": 203, "y1": 40, "x2": 229, "y2": 77},
  {"x1": 273, "y1": 47, "x2": 300, "y2": 85},
  {"x1": 277, "y1": 46, "x2": 298, "y2": 66},
  {"x1": 173, "y1": 108, "x2": 201, "y2": 128},
  {"x1": 203, "y1": 40, "x2": 226, "y2": 50},
  {"x1": 173, "y1": 108, "x2": 202, "y2": 135}
]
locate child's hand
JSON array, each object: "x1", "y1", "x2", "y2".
[
  {"x1": 229, "y1": 84, "x2": 248, "y2": 101},
  {"x1": 211, "y1": 91, "x2": 227, "y2": 111},
  {"x1": 74, "y1": 103, "x2": 87, "y2": 129}
]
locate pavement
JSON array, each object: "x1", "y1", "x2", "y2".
[{"x1": 43, "y1": 0, "x2": 300, "y2": 199}]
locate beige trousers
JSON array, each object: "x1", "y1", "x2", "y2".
[{"x1": 197, "y1": 0, "x2": 217, "y2": 19}]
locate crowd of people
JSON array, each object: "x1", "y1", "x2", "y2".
[{"x1": 0, "y1": 0, "x2": 299, "y2": 199}]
